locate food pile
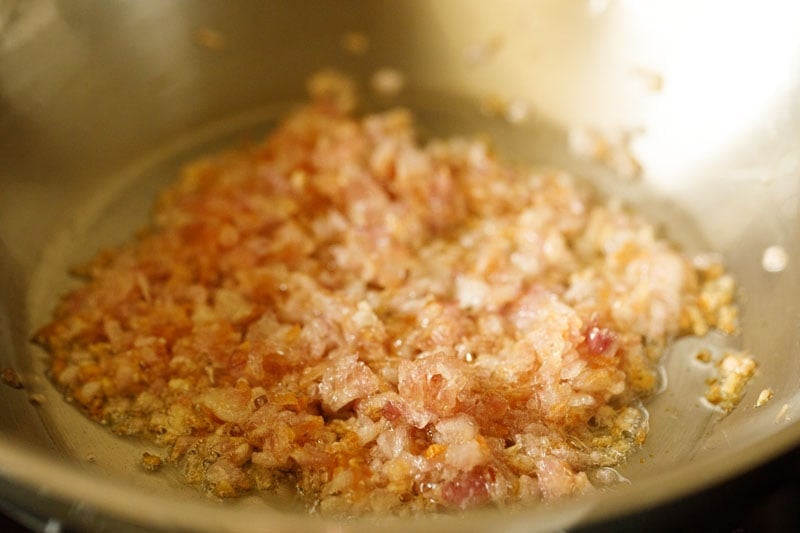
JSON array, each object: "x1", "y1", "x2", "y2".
[{"x1": 36, "y1": 72, "x2": 738, "y2": 514}]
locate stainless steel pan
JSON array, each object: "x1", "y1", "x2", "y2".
[{"x1": 1, "y1": 1, "x2": 799, "y2": 531}]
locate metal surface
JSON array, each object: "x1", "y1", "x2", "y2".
[{"x1": 1, "y1": 0, "x2": 799, "y2": 531}]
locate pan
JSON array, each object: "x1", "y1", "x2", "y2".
[{"x1": 1, "y1": 1, "x2": 799, "y2": 531}]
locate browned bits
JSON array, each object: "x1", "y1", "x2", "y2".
[
  {"x1": 28, "y1": 393, "x2": 46, "y2": 406},
  {"x1": 341, "y1": 31, "x2": 369, "y2": 55},
  {"x1": 370, "y1": 68, "x2": 405, "y2": 97},
  {"x1": 755, "y1": 388, "x2": 774, "y2": 408},
  {"x1": 306, "y1": 69, "x2": 357, "y2": 113},
  {"x1": 141, "y1": 451, "x2": 164, "y2": 472},
  {"x1": 705, "y1": 351, "x2": 757, "y2": 412},
  {"x1": 695, "y1": 349, "x2": 712, "y2": 364},
  {"x1": 192, "y1": 27, "x2": 226, "y2": 51},
  {"x1": 1, "y1": 367, "x2": 23, "y2": 389}
]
